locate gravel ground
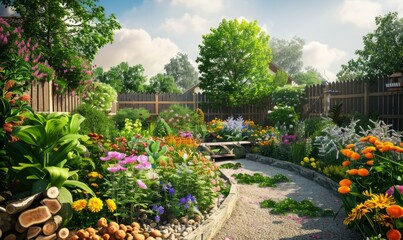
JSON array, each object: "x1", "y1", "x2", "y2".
[{"x1": 212, "y1": 159, "x2": 361, "y2": 240}]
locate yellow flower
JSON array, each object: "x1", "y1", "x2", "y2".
[
  {"x1": 365, "y1": 193, "x2": 395, "y2": 210},
  {"x1": 310, "y1": 157, "x2": 315, "y2": 162},
  {"x1": 87, "y1": 197, "x2": 103, "y2": 213},
  {"x1": 71, "y1": 199, "x2": 87, "y2": 212},
  {"x1": 91, "y1": 183, "x2": 99, "y2": 188},
  {"x1": 106, "y1": 199, "x2": 117, "y2": 212},
  {"x1": 88, "y1": 171, "x2": 99, "y2": 178},
  {"x1": 373, "y1": 213, "x2": 394, "y2": 228},
  {"x1": 303, "y1": 157, "x2": 309, "y2": 163},
  {"x1": 310, "y1": 162, "x2": 316, "y2": 168}
]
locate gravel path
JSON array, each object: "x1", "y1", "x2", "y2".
[{"x1": 212, "y1": 159, "x2": 361, "y2": 240}]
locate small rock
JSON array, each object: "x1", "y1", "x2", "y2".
[
  {"x1": 193, "y1": 215, "x2": 202, "y2": 222},
  {"x1": 133, "y1": 233, "x2": 146, "y2": 240},
  {"x1": 150, "y1": 223, "x2": 157, "y2": 228},
  {"x1": 131, "y1": 222, "x2": 141, "y2": 229},
  {"x1": 182, "y1": 231, "x2": 188, "y2": 237},
  {"x1": 146, "y1": 237, "x2": 156, "y2": 240},
  {"x1": 161, "y1": 229, "x2": 169, "y2": 234},
  {"x1": 187, "y1": 219, "x2": 195, "y2": 225},
  {"x1": 161, "y1": 233, "x2": 170, "y2": 239},
  {"x1": 170, "y1": 218, "x2": 179, "y2": 225},
  {"x1": 179, "y1": 217, "x2": 187, "y2": 224},
  {"x1": 155, "y1": 238, "x2": 162, "y2": 240},
  {"x1": 185, "y1": 227, "x2": 192, "y2": 233},
  {"x1": 150, "y1": 229, "x2": 162, "y2": 238}
]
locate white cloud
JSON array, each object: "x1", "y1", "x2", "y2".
[
  {"x1": 161, "y1": 13, "x2": 209, "y2": 34},
  {"x1": 0, "y1": 5, "x2": 16, "y2": 16},
  {"x1": 170, "y1": 0, "x2": 224, "y2": 12},
  {"x1": 93, "y1": 28, "x2": 180, "y2": 77},
  {"x1": 303, "y1": 41, "x2": 347, "y2": 82},
  {"x1": 386, "y1": 0, "x2": 403, "y2": 16},
  {"x1": 339, "y1": 0, "x2": 382, "y2": 28}
]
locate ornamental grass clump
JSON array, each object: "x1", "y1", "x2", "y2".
[{"x1": 337, "y1": 130, "x2": 403, "y2": 239}]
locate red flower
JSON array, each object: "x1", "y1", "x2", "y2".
[
  {"x1": 3, "y1": 123, "x2": 13, "y2": 133},
  {"x1": 19, "y1": 93, "x2": 30, "y2": 102}
]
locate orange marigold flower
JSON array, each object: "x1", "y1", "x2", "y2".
[
  {"x1": 396, "y1": 147, "x2": 403, "y2": 153},
  {"x1": 366, "y1": 160, "x2": 374, "y2": 166},
  {"x1": 342, "y1": 160, "x2": 351, "y2": 167},
  {"x1": 71, "y1": 199, "x2": 87, "y2": 212},
  {"x1": 386, "y1": 205, "x2": 403, "y2": 218},
  {"x1": 357, "y1": 168, "x2": 369, "y2": 177},
  {"x1": 362, "y1": 146, "x2": 376, "y2": 154},
  {"x1": 368, "y1": 136, "x2": 378, "y2": 143},
  {"x1": 19, "y1": 93, "x2": 30, "y2": 102},
  {"x1": 400, "y1": 142, "x2": 403, "y2": 147},
  {"x1": 350, "y1": 152, "x2": 361, "y2": 160},
  {"x1": 386, "y1": 229, "x2": 401, "y2": 240},
  {"x1": 3, "y1": 123, "x2": 13, "y2": 133},
  {"x1": 359, "y1": 136, "x2": 369, "y2": 142},
  {"x1": 348, "y1": 169, "x2": 358, "y2": 175},
  {"x1": 338, "y1": 186, "x2": 350, "y2": 194},
  {"x1": 364, "y1": 152, "x2": 374, "y2": 159},
  {"x1": 339, "y1": 179, "x2": 352, "y2": 187},
  {"x1": 346, "y1": 144, "x2": 355, "y2": 149}
]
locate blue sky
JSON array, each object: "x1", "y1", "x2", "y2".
[{"x1": 2, "y1": 0, "x2": 402, "y2": 81}]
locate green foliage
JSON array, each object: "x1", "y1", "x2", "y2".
[
  {"x1": 164, "y1": 52, "x2": 199, "y2": 91},
  {"x1": 302, "y1": 117, "x2": 334, "y2": 139},
  {"x1": 83, "y1": 82, "x2": 117, "y2": 112},
  {"x1": 153, "y1": 117, "x2": 172, "y2": 138},
  {"x1": 1, "y1": 0, "x2": 121, "y2": 93},
  {"x1": 72, "y1": 104, "x2": 118, "y2": 140},
  {"x1": 293, "y1": 66, "x2": 324, "y2": 85},
  {"x1": 290, "y1": 141, "x2": 308, "y2": 164},
  {"x1": 195, "y1": 108, "x2": 205, "y2": 125},
  {"x1": 270, "y1": 36, "x2": 305, "y2": 76},
  {"x1": 112, "y1": 108, "x2": 150, "y2": 130},
  {"x1": 120, "y1": 119, "x2": 143, "y2": 140},
  {"x1": 232, "y1": 173, "x2": 290, "y2": 187},
  {"x1": 337, "y1": 12, "x2": 403, "y2": 80},
  {"x1": 273, "y1": 70, "x2": 288, "y2": 87},
  {"x1": 197, "y1": 18, "x2": 273, "y2": 106},
  {"x1": 268, "y1": 105, "x2": 299, "y2": 133},
  {"x1": 159, "y1": 105, "x2": 198, "y2": 132},
  {"x1": 95, "y1": 62, "x2": 147, "y2": 93},
  {"x1": 260, "y1": 198, "x2": 334, "y2": 217},
  {"x1": 145, "y1": 73, "x2": 181, "y2": 94},
  {"x1": 7, "y1": 112, "x2": 94, "y2": 200},
  {"x1": 321, "y1": 165, "x2": 348, "y2": 182},
  {"x1": 272, "y1": 85, "x2": 307, "y2": 114},
  {"x1": 219, "y1": 162, "x2": 242, "y2": 170}
]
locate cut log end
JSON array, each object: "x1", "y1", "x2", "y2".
[
  {"x1": 27, "y1": 226, "x2": 42, "y2": 239},
  {"x1": 44, "y1": 187, "x2": 59, "y2": 199},
  {"x1": 42, "y1": 215, "x2": 62, "y2": 236},
  {"x1": 36, "y1": 233, "x2": 57, "y2": 240},
  {"x1": 57, "y1": 228, "x2": 69, "y2": 239},
  {"x1": 41, "y1": 198, "x2": 62, "y2": 215},
  {"x1": 15, "y1": 220, "x2": 27, "y2": 233},
  {"x1": 19, "y1": 205, "x2": 52, "y2": 228}
]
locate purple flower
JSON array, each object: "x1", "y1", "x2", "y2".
[
  {"x1": 178, "y1": 194, "x2": 197, "y2": 209},
  {"x1": 101, "y1": 151, "x2": 126, "y2": 161},
  {"x1": 137, "y1": 180, "x2": 147, "y2": 189},
  {"x1": 154, "y1": 215, "x2": 160, "y2": 222},
  {"x1": 152, "y1": 205, "x2": 165, "y2": 215},
  {"x1": 168, "y1": 188, "x2": 176, "y2": 195},
  {"x1": 386, "y1": 185, "x2": 403, "y2": 195}
]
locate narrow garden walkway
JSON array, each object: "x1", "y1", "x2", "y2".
[{"x1": 212, "y1": 159, "x2": 361, "y2": 240}]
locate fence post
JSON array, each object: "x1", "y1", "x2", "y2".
[
  {"x1": 322, "y1": 84, "x2": 330, "y2": 116},
  {"x1": 364, "y1": 82, "x2": 368, "y2": 116},
  {"x1": 49, "y1": 80, "x2": 53, "y2": 113},
  {"x1": 155, "y1": 94, "x2": 159, "y2": 115}
]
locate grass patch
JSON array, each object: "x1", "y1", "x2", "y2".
[
  {"x1": 232, "y1": 173, "x2": 290, "y2": 187},
  {"x1": 220, "y1": 162, "x2": 242, "y2": 170},
  {"x1": 260, "y1": 198, "x2": 334, "y2": 217}
]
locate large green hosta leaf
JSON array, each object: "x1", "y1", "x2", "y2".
[
  {"x1": 13, "y1": 125, "x2": 46, "y2": 147},
  {"x1": 45, "y1": 166, "x2": 70, "y2": 189}
]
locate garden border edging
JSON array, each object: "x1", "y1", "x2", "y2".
[
  {"x1": 245, "y1": 153, "x2": 340, "y2": 197},
  {"x1": 184, "y1": 170, "x2": 239, "y2": 240}
]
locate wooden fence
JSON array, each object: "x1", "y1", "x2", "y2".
[
  {"x1": 29, "y1": 81, "x2": 81, "y2": 113},
  {"x1": 306, "y1": 76, "x2": 403, "y2": 131}
]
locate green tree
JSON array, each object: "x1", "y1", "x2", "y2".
[
  {"x1": 145, "y1": 73, "x2": 181, "y2": 94},
  {"x1": 164, "y1": 53, "x2": 199, "y2": 91},
  {"x1": 273, "y1": 70, "x2": 288, "y2": 87},
  {"x1": 1, "y1": 0, "x2": 121, "y2": 92},
  {"x1": 270, "y1": 36, "x2": 305, "y2": 76},
  {"x1": 337, "y1": 12, "x2": 403, "y2": 80},
  {"x1": 293, "y1": 67, "x2": 324, "y2": 85},
  {"x1": 196, "y1": 18, "x2": 273, "y2": 106},
  {"x1": 95, "y1": 62, "x2": 147, "y2": 93}
]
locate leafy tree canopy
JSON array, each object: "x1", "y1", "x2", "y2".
[
  {"x1": 337, "y1": 12, "x2": 403, "y2": 81},
  {"x1": 95, "y1": 62, "x2": 147, "y2": 93},
  {"x1": 270, "y1": 36, "x2": 305, "y2": 76},
  {"x1": 196, "y1": 18, "x2": 273, "y2": 106},
  {"x1": 1, "y1": 0, "x2": 121, "y2": 92},
  {"x1": 293, "y1": 66, "x2": 324, "y2": 85},
  {"x1": 146, "y1": 73, "x2": 181, "y2": 94},
  {"x1": 164, "y1": 52, "x2": 199, "y2": 91},
  {"x1": 273, "y1": 70, "x2": 288, "y2": 87}
]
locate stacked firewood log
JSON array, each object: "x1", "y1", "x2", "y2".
[{"x1": 0, "y1": 187, "x2": 69, "y2": 240}]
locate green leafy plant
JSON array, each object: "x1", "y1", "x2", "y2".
[
  {"x1": 72, "y1": 103, "x2": 118, "y2": 140},
  {"x1": 260, "y1": 198, "x2": 334, "y2": 217},
  {"x1": 152, "y1": 117, "x2": 173, "y2": 138},
  {"x1": 159, "y1": 105, "x2": 198, "y2": 133},
  {"x1": 272, "y1": 85, "x2": 307, "y2": 114},
  {"x1": 268, "y1": 105, "x2": 299, "y2": 134},
  {"x1": 7, "y1": 113, "x2": 95, "y2": 198},
  {"x1": 112, "y1": 108, "x2": 150, "y2": 130},
  {"x1": 220, "y1": 162, "x2": 242, "y2": 170},
  {"x1": 232, "y1": 173, "x2": 290, "y2": 187}
]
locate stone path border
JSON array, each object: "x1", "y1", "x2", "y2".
[{"x1": 184, "y1": 153, "x2": 342, "y2": 240}]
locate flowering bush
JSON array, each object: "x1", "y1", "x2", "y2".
[
  {"x1": 272, "y1": 85, "x2": 307, "y2": 114},
  {"x1": 206, "y1": 116, "x2": 254, "y2": 141},
  {"x1": 83, "y1": 82, "x2": 117, "y2": 112},
  {"x1": 159, "y1": 105, "x2": 198, "y2": 133},
  {"x1": 267, "y1": 105, "x2": 299, "y2": 134},
  {"x1": 337, "y1": 134, "x2": 403, "y2": 239}
]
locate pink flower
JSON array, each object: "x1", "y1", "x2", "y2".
[
  {"x1": 137, "y1": 180, "x2": 147, "y2": 189},
  {"x1": 135, "y1": 155, "x2": 151, "y2": 170},
  {"x1": 107, "y1": 165, "x2": 127, "y2": 172},
  {"x1": 123, "y1": 155, "x2": 137, "y2": 164},
  {"x1": 386, "y1": 185, "x2": 403, "y2": 196},
  {"x1": 100, "y1": 151, "x2": 126, "y2": 161}
]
